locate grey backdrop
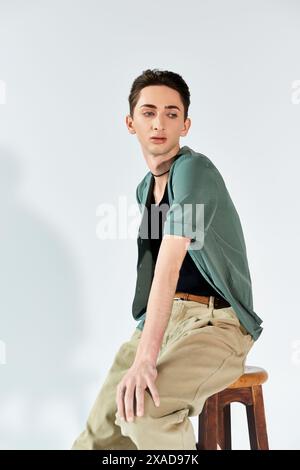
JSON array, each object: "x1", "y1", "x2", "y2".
[{"x1": 0, "y1": 0, "x2": 299, "y2": 449}]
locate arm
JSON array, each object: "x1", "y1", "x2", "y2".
[
  {"x1": 133, "y1": 233, "x2": 191, "y2": 365},
  {"x1": 116, "y1": 233, "x2": 191, "y2": 423}
]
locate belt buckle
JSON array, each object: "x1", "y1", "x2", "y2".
[{"x1": 174, "y1": 292, "x2": 188, "y2": 301}]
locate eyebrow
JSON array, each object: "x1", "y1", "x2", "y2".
[{"x1": 139, "y1": 104, "x2": 181, "y2": 112}]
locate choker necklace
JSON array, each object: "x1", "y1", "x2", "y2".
[
  {"x1": 151, "y1": 168, "x2": 170, "y2": 177},
  {"x1": 151, "y1": 151, "x2": 182, "y2": 177}
]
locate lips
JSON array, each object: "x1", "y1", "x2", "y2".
[{"x1": 150, "y1": 137, "x2": 167, "y2": 142}]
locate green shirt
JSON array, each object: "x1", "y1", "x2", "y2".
[{"x1": 132, "y1": 145, "x2": 263, "y2": 341}]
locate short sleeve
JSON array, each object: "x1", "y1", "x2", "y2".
[{"x1": 163, "y1": 157, "x2": 219, "y2": 246}]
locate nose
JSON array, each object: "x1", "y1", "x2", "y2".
[
  {"x1": 152, "y1": 114, "x2": 165, "y2": 130},
  {"x1": 153, "y1": 120, "x2": 165, "y2": 130}
]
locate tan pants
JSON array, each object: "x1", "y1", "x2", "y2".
[{"x1": 71, "y1": 296, "x2": 254, "y2": 450}]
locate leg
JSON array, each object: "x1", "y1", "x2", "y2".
[
  {"x1": 115, "y1": 300, "x2": 254, "y2": 450},
  {"x1": 223, "y1": 403, "x2": 232, "y2": 449},
  {"x1": 71, "y1": 328, "x2": 141, "y2": 450},
  {"x1": 246, "y1": 385, "x2": 269, "y2": 450},
  {"x1": 197, "y1": 394, "x2": 218, "y2": 450}
]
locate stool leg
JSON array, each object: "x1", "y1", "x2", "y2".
[
  {"x1": 217, "y1": 403, "x2": 231, "y2": 450},
  {"x1": 197, "y1": 394, "x2": 218, "y2": 450},
  {"x1": 223, "y1": 404, "x2": 232, "y2": 449},
  {"x1": 246, "y1": 385, "x2": 269, "y2": 450}
]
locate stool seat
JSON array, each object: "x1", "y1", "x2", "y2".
[
  {"x1": 228, "y1": 366, "x2": 268, "y2": 389},
  {"x1": 197, "y1": 365, "x2": 269, "y2": 450}
]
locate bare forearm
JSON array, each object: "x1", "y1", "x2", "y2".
[{"x1": 134, "y1": 267, "x2": 179, "y2": 365}]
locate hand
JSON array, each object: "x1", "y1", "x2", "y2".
[{"x1": 116, "y1": 359, "x2": 160, "y2": 422}]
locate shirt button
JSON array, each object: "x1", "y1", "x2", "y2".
[{"x1": 139, "y1": 263, "x2": 142, "y2": 268}]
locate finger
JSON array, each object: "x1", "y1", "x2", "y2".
[
  {"x1": 124, "y1": 384, "x2": 135, "y2": 422},
  {"x1": 116, "y1": 385, "x2": 126, "y2": 421},
  {"x1": 135, "y1": 384, "x2": 145, "y2": 417},
  {"x1": 147, "y1": 381, "x2": 160, "y2": 407}
]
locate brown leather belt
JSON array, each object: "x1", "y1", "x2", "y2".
[{"x1": 174, "y1": 291, "x2": 231, "y2": 309}]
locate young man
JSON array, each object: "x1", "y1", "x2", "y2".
[{"x1": 71, "y1": 69, "x2": 263, "y2": 450}]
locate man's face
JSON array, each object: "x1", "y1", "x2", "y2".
[{"x1": 126, "y1": 85, "x2": 191, "y2": 160}]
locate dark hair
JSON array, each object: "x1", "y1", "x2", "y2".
[{"x1": 128, "y1": 68, "x2": 190, "y2": 121}]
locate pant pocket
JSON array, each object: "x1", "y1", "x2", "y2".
[{"x1": 166, "y1": 315, "x2": 211, "y2": 346}]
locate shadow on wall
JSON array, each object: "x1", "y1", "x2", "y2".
[{"x1": 0, "y1": 148, "x2": 91, "y2": 449}]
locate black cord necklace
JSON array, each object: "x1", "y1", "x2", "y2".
[
  {"x1": 151, "y1": 151, "x2": 182, "y2": 177},
  {"x1": 150, "y1": 168, "x2": 170, "y2": 177}
]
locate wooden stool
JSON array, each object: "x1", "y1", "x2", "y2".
[{"x1": 197, "y1": 366, "x2": 269, "y2": 450}]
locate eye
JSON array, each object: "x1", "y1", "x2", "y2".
[{"x1": 143, "y1": 112, "x2": 178, "y2": 118}]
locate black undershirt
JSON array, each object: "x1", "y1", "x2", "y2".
[{"x1": 148, "y1": 183, "x2": 221, "y2": 296}]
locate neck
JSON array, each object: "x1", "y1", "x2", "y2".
[
  {"x1": 149, "y1": 145, "x2": 181, "y2": 193},
  {"x1": 151, "y1": 154, "x2": 179, "y2": 197}
]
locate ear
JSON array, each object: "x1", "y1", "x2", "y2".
[{"x1": 126, "y1": 114, "x2": 136, "y2": 135}]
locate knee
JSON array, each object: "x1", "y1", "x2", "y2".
[
  {"x1": 114, "y1": 392, "x2": 189, "y2": 435},
  {"x1": 114, "y1": 391, "x2": 165, "y2": 435},
  {"x1": 114, "y1": 392, "x2": 158, "y2": 425}
]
